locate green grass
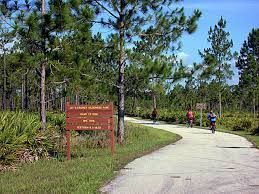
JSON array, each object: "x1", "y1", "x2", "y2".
[{"x1": 0, "y1": 122, "x2": 181, "y2": 194}]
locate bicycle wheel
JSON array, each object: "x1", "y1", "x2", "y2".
[{"x1": 211, "y1": 126, "x2": 215, "y2": 133}]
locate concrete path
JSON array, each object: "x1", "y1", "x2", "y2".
[{"x1": 101, "y1": 117, "x2": 259, "y2": 194}]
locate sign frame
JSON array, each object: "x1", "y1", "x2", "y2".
[
  {"x1": 196, "y1": 103, "x2": 207, "y2": 128},
  {"x1": 65, "y1": 102, "x2": 115, "y2": 160}
]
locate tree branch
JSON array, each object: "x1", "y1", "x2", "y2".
[
  {"x1": 90, "y1": 20, "x2": 113, "y2": 27},
  {"x1": 81, "y1": 73, "x2": 120, "y2": 88},
  {"x1": 0, "y1": 16, "x2": 16, "y2": 29},
  {"x1": 93, "y1": 0, "x2": 118, "y2": 19},
  {"x1": 52, "y1": 80, "x2": 68, "y2": 84}
]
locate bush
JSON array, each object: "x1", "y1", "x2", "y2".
[
  {"x1": 250, "y1": 126, "x2": 259, "y2": 135},
  {"x1": 128, "y1": 108, "x2": 259, "y2": 134},
  {"x1": 0, "y1": 112, "x2": 39, "y2": 164},
  {"x1": 0, "y1": 111, "x2": 63, "y2": 165},
  {"x1": 232, "y1": 120, "x2": 249, "y2": 131},
  {"x1": 47, "y1": 112, "x2": 65, "y2": 132}
]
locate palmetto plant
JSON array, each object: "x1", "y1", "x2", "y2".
[
  {"x1": 0, "y1": 111, "x2": 40, "y2": 164},
  {"x1": 0, "y1": 111, "x2": 63, "y2": 165}
]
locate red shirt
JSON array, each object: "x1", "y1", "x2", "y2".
[{"x1": 186, "y1": 111, "x2": 194, "y2": 119}]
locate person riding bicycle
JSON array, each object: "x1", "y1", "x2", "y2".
[
  {"x1": 186, "y1": 108, "x2": 195, "y2": 128},
  {"x1": 207, "y1": 110, "x2": 217, "y2": 130}
]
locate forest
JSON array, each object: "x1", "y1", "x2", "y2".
[{"x1": 0, "y1": 0, "x2": 258, "y2": 167}]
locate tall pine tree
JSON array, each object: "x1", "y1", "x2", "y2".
[
  {"x1": 199, "y1": 17, "x2": 235, "y2": 118},
  {"x1": 236, "y1": 28, "x2": 259, "y2": 117},
  {"x1": 89, "y1": 0, "x2": 201, "y2": 143}
]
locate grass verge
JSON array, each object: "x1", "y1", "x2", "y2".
[{"x1": 0, "y1": 122, "x2": 181, "y2": 194}]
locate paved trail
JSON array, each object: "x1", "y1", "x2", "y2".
[{"x1": 101, "y1": 117, "x2": 259, "y2": 194}]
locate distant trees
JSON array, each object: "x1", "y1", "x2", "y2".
[
  {"x1": 236, "y1": 28, "x2": 259, "y2": 117},
  {"x1": 0, "y1": 28, "x2": 10, "y2": 110},
  {"x1": 0, "y1": 0, "x2": 94, "y2": 129}
]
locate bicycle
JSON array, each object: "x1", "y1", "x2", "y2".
[
  {"x1": 187, "y1": 118, "x2": 194, "y2": 128},
  {"x1": 210, "y1": 122, "x2": 216, "y2": 133}
]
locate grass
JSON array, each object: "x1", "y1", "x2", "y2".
[{"x1": 0, "y1": 122, "x2": 181, "y2": 194}]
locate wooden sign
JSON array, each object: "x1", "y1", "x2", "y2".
[
  {"x1": 65, "y1": 102, "x2": 114, "y2": 160},
  {"x1": 196, "y1": 103, "x2": 206, "y2": 109}
]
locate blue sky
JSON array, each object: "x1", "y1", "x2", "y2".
[
  {"x1": 175, "y1": 0, "x2": 259, "y2": 85},
  {"x1": 93, "y1": 0, "x2": 259, "y2": 85}
]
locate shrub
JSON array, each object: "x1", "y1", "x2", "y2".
[
  {"x1": 231, "y1": 119, "x2": 252, "y2": 131},
  {"x1": 0, "y1": 112, "x2": 39, "y2": 164},
  {"x1": 0, "y1": 111, "x2": 63, "y2": 165},
  {"x1": 47, "y1": 112, "x2": 65, "y2": 132},
  {"x1": 250, "y1": 126, "x2": 259, "y2": 135}
]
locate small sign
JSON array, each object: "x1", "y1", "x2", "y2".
[{"x1": 196, "y1": 103, "x2": 206, "y2": 109}]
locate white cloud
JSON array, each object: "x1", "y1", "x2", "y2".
[{"x1": 176, "y1": 51, "x2": 191, "y2": 65}]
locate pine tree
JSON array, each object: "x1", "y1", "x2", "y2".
[
  {"x1": 236, "y1": 28, "x2": 259, "y2": 117},
  {"x1": 89, "y1": 0, "x2": 201, "y2": 143},
  {"x1": 199, "y1": 17, "x2": 235, "y2": 118},
  {"x1": 0, "y1": 0, "x2": 81, "y2": 128}
]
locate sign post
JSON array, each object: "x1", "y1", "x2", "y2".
[
  {"x1": 65, "y1": 102, "x2": 114, "y2": 160},
  {"x1": 196, "y1": 103, "x2": 206, "y2": 128},
  {"x1": 200, "y1": 108, "x2": 202, "y2": 128}
]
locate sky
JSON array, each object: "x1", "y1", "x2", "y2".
[
  {"x1": 175, "y1": 0, "x2": 259, "y2": 85},
  {"x1": 93, "y1": 0, "x2": 259, "y2": 85}
]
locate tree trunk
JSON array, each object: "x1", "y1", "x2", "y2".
[
  {"x1": 12, "y1": 90, "x2": 15, "y2": 110},
  {"x1": 9, "y1": 84, "x2": 14, "y2": 110},
  {"x1": 239, "y1": 96, "x2": 242, "y2": 111},
  {"x1": 253, "y1": 91, "x2": 256, "y2": 118},
  {"x1": 40, "y1": 0, "x2": 46, "y2": 130},
  {"x1": 75, "y1": 93, "x2": 79, "y2": 105},
  {"x1": 132, "y1": 94, "x2": 137, "y2": 112},
  {"x1": 152, "y1": 92, "x2": 157, "y2": 109},
  {"x1": 40, "y1": 61, "x2": 46, "y2": 130},
  {"x1": 219, "y1": 90, "x2": 222, "y2": 118},
  {"x1": 21, "y1": 70, "x2": 29, "y2": 110},
  {"x1": 2, "y1": 52, "x2": 7, "y2": 110},
  {"x1": 53, "y1": 88, "x2": 56, "y2": 110},
  {"x1": 22, "y1": 75, "x2": 25, "y2": 110},
  {"x1": 62, "y1": 82, "x2": 67, "y2": 112},
  {"x1": 25, "y1": 72, "x2": 29, "y2": 110},
  {"x1": 60, "y1": 97, "x2": 63, "y2": 112},
  {"x1": 117, "y1": 15, "x2": 125, "y2": 144}
]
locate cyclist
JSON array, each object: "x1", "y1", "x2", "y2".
[
  {"x1": 207, "y1": 110, "x2": 217, "y2": 133},
  {"x1": 186, "y1": 108, "x2": 195, "y2": 128}
]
